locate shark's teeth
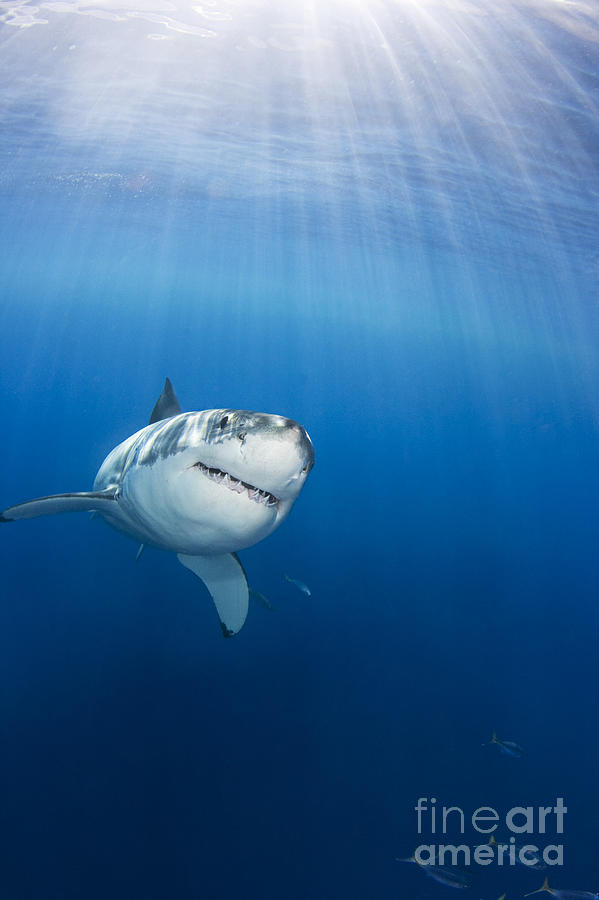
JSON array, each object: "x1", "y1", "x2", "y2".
[{"x1": 194, "y1": 461, "x2": 279, "y2": 508}]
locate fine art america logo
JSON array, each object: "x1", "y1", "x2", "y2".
[{"x1": 413, "y1": 797, "x2": 567, "y2": 867}]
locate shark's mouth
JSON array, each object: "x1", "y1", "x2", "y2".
[{"x1": 194, "y1": 461, "x2": 279, "y2": 508}]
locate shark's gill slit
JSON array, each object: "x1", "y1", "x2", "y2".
[{"x1": 193, "y1": 460, "x2": 279, "y2": 508}]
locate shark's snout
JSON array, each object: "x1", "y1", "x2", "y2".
[
  {"x1": 264, "y1": 416, "x2": 315, "y2": 472},
  {"x1": 294, "y1": 422, "x2": 315, "y2": 474},
  {"x1": 233, "y1": 413, "x2": 314, "y2": 504}
]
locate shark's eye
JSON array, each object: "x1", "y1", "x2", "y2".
[
  {"x1": 219, "y1": 416, "x2": 228, "y2": 429},
  {"x1": 237, "y1": 432, "x2": 247, "y2": 441}
]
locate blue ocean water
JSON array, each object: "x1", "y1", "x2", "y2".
[{"x1": 1, "y1": 2, "x2": 599, "y2": 898}]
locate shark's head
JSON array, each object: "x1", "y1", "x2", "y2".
[
  {"x1": 114, "y1": 408, "x2": 314, "y2": 555},
  {"x1": 176, "y1": 409, "x2": 314, "y2": 553},
  {"x1": 196, "y1": 409, "x2": 313, "y2": 504}
]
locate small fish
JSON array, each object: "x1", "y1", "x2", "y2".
[
  {"x1": 525, "y1": 878, "x2": 599, "y2": 900},
  {"x1": 425, "y1": 866, "x2": 472, "y2": 889},
  {"x1": 396, "y1": 855, "x2": 471, "y2": 889},
  {"x1": 284, "y1": 574, "x2": 311, "y2": 596},
  {"x1": 249, "y1": 588, "x2": 274, "y2": 611},
  {"x1": 484, "y1": 731, "x2": 523, "y2": 758}
]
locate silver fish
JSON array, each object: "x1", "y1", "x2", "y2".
[
  {"x1": 526, "y1": 879, "x2": 599, "y2": 900},
  {"x1": 484, "y1": 731, "x2": 524, "y2": 758},
  {"x1": 284, "y1": 574, "x2": 311, "y2": 596}
]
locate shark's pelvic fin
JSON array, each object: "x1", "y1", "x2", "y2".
[
  {"x1": 177, "y1": 552, "x2": 249, "y2": 637},
  {"x1": 149, "y1": 377, "x2": 182, "y2": 425},
  {"x1": 0, "y1": 488, "x2": 118, "y2": 522}
]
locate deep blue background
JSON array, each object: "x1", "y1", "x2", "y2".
[
  {"x1": 1, "y1": 227, "x2": 598, "y2": 898},
  {"x1": 1, "y1": 2, "x2": 599, "y2": 898}
]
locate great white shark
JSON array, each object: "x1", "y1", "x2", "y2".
[{"x1": 0, "y1": 379, "x2": 314, "y2": 636}]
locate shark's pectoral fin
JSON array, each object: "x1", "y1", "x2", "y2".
[
  {"x1": 0, "y1": 488, "x2": 117, "y2": 522},
  {"x1": 177, "y1": 552, "x2": 249, "y2": 637}
]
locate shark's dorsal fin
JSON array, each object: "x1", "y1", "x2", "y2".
[{"x1": 149, "y1": 377, "x2": 182, "y2": 425}]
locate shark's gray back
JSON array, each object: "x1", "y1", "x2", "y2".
[{"x1": 93, "y1": 409, "x2": 265, "y2": 490}]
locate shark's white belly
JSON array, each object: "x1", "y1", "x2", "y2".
[{"x1": 96, "y1": 448, "x2": 283, "y2": 556}]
